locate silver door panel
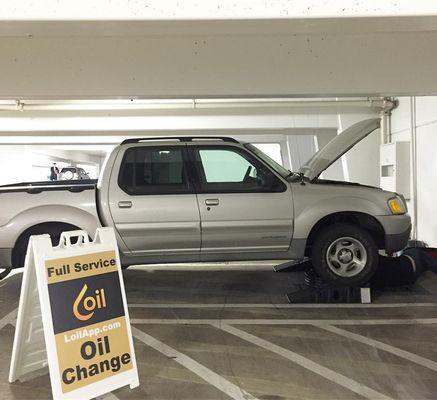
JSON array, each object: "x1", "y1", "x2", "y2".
[
  {"x1": 110, "y1": 194, "x2": 201, "y2": 254},
  {"x1": 197, "y1": 191, "x2": 293, "y2": 253},
  {"x1": 200, "y1": 219, "x2": 293, "y2": 252},
  {"x1": 115, "y1": 221, "x2": 201, "y2": 254},
  {"x1": 108, "y1": 144, "x2": 201, "y2": 256}
]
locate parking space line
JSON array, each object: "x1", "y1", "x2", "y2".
[
  {"x1": 216, "y1": 324, "x2": 393, "y2": 400},
  {"x1": 319, "y1": 324, "x2": 437, "y2": 372},
  {"x1": 0, "y1": 308, "x2": 17, "y2": 331},
  {"x1": 131, "y1": 326, "x2": 259, "y2": 400},
  {"x1": 129, "y1": 302, "x2": 437, "y2": 309},
  {"x1": 131, "y1": 318, "x2": 437, "y2": 325}
]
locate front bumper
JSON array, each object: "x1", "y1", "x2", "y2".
[
  {"x1": 375, "y1": 214, "x2": 412, "y2": 254},
  {"x1": 385, "y1": 226, "x2": 411, "y2": 254}
]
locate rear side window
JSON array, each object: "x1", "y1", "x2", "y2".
[
  {"x1": 61, "y1": 168, "x2": 76, "y2": 173},
  {"x1": 118, "y1": 147, "x2": 190, "y2": 195}
]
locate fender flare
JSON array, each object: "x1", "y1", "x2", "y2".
[
  {"x1": 7, "y1": 205, "x2": 100, "y2": 249},
  {"x1": 293, "y1": 196, "x2": 387, "y2": 240}
]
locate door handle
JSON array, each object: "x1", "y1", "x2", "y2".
[
  {"x1": 118, "y1": 201, "x2": 132, "y2": 209},
  {"x1": 205, "y1": 199, "x2": 219, "y2": 206}
]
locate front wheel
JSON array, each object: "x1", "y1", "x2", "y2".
[{"x1": 311, "y1": 223, "x2": 378, "y2": 286}]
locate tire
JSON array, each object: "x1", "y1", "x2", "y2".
[
  {"x1": 311, "y1": 223, "x2": 378, "y2": 287},
  {"x1": 12, "y1": 223, "x2": 80, "y2": 268}
]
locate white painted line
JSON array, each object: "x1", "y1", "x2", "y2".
[
  {"x1": 0, "y1": 268, "x2": 22, "y2": 284},
  {"x1": 131, "y1": 318, "x2": 437, "y2": 326},
  {"x1": 216, "y1": 324, "x2": 392, "y2": 400},
  {"x1": 128, "y1": 303, "x2": 437, "y2": 309},
  {"x1": 319, "y1": 325, "x2": 437, "y2": 373},
  {"x1": 131, "y1": 326, "x2": 259, "y2": 400},
  {"x1": 0, "y1": 308, "x2": 17, "y2": 330}
]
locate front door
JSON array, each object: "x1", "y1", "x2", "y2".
[
  {"x1": 190, "y1": 145, "x2": 293, "y2": 257},
  {"x1": 109, "y1": 144, "x2": 201, "y2": 258}
]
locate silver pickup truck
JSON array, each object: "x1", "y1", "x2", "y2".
[{"x1": 0, "y1": 118, "x2": 411, "y2": 286}]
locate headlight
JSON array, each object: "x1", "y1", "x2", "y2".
[{"x1": 388, "y1": 196, "x2": 406, "y2": 215}]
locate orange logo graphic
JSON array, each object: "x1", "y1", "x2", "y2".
[{"x1": 73, "y1": 284, "x2": 107, "y2": 321}]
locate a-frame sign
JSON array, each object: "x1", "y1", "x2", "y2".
[{"x1": 9, "y1": 228, "x2": 139, "y2": 399}]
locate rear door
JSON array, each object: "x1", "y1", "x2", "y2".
[
  {"x1": 108, "y1": 144, "x2": 201, "y2": 257},
  {"x1": 190, "y1": 145, "x2": 293, "y2": 256}
]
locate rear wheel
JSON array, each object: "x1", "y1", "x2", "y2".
[
  {"x1": 311, "y1": 223, "x2": 378, "y2": 286},
  {"x1": 12, "y1": 223, "x2": 80, "y2": 268}
]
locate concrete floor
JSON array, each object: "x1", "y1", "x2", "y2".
[{"x1": 1, "y1": 262, "x2": 437, "y2": 400}]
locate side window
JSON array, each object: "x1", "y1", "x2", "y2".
[
  {"x1": 196, "y1": 147, "x2": 285, "y2": 193},
  {"x1": 118, "y1": 147, "x2": 190, "y2": 195}
]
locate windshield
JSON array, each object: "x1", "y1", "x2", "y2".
[{"x1": 244, "y1": 143, "x2": 290, "y2": 178}]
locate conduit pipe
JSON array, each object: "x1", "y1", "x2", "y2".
[
  {"x1": 410, "y1": 96, "x2": 418, "y2": 241},
  {"x1": 380, "y1": 97, "x2": 398, "y2": 144},
  {"x1": 0, "y1": 97, "x2": 396, "y2": 112}
]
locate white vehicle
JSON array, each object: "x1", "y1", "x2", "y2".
[
  {"x1": 59, "y1": 167, "x2": 90, "y2": 180},
  {"x1": 0, "y1": 119, "x2": 411, "y2": 285}
]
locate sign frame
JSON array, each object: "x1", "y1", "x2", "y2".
[{"x1": 9, "y1": 227, "x2": 139, "y2": 400}]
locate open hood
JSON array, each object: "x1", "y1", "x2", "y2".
[{"x1": 298, "y1": 118, "x2": 381, "y2": 181}]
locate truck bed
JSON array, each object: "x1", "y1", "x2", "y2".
[
  {"x1": 0, "y1": 179, "x2": 101, "y2": 260},
  {"x1": 0, "y1": 179, "x2": 97, "y2": 194}
]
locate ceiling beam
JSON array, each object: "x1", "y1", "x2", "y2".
[{"x1": 0, "y1": 18, "x2": 437, "y2": 97}]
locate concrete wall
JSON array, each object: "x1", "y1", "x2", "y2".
[
  {"x1": 391, "y1": 96, "x2": 437, "y2": 247},
  {"x1": 0, "y1": 146, "x2": 33, "y2": 185}
]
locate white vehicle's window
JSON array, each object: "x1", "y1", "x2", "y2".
[
  {"x1": 119, "y1": 147, "x2": 190, "y2": 195},
  {"x1": 196, "y1": 147, "x2": 285, "y2": 193}
]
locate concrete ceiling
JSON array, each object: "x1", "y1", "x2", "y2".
[
  {"x1": 0, "y1": 0, "x2": 435, "y2": 20},
  {"x1": 47, "y1": 145, "x2": 112, "y2": 158}
]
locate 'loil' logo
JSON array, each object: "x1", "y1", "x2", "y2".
[{"x1": 73, "y1": 284, "x2": 107, "y2": 321}]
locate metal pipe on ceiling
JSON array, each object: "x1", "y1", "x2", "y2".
[
  {"x1": 410, "y1": 96, "x2": 418, "y2": 241},
  {"x1": 380, "y1": 97, "x2": 398, "y2": 144},
  {"x1": 0, "y1": 97, "x2": 395, "y2": 112}
]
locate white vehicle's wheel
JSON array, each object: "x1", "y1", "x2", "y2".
[
  {"x1": 63, "y1": 170, "x2": 74, "y2": 180},
  {"x1": 311, "y1": 223, "x2": 378, "y2": 286}
]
